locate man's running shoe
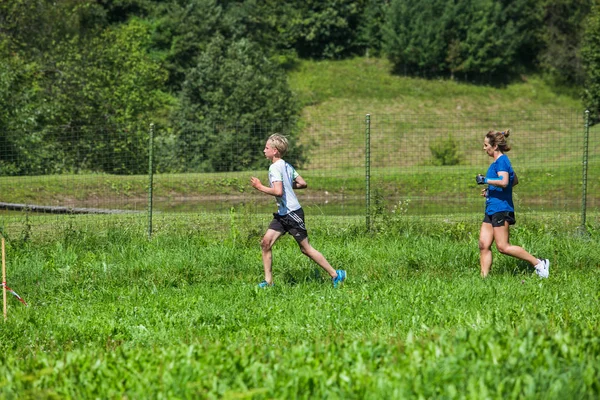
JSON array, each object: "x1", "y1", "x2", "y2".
[{"x1": 332, "y1": 270, "x2": 347, "y2": 288}]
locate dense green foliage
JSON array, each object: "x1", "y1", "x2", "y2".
[
  {"x1": 169, "y1": 35, "x2": 299, "y2": 172},
  {"x1": 0, "y1": 214, "x2": 598, "y2": 397},
  {"x1": 539, "y1": 0, "x2": 594, "y2": 87},
  {"x1": 0, "y1": 3, "x2": 170, "y2": 174},
  {"x1": 1, "y1": 0, "x2": 600, "y2": 175},
  {"x1": 383, "y1": 0, "x2": 542, "y2": 80},
  {"x1": 582, "y1": 4, "x2": 600, "y2": 121}
]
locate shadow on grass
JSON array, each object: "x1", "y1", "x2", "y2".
[
  {"x1": 508, "y1": 259, "x2": 536, "y2": 276},
  {"x1": 281, "y1": 267, "x2": 327, "y2": 286}
]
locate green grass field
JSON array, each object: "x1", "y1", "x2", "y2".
[
  {"x1": 1, "y1": 58, "x2": 599, "y2": 398},
  {"x1": 0, "y1": 214, "x2": 599, "y2": 398}
]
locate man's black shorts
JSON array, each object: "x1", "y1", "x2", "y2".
[
  {"x1": 483, "y1": 211, "x2": 516, "y2": 227},
  {"x1": 268, "y1": 208, "x2": 308, "y2": 243}
]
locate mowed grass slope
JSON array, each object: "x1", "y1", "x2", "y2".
[
  {"x1": 289, "y1": 57, "x2": 590, "y2": 169},
  {"x1": 288, "y1": 58, "x2": 581, "y2": 111}
]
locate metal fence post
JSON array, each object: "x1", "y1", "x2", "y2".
[
  {"x1": 148, "y1": 123, "x2": 155, "y2": 239},
  {"x1": 581, "y1": 110, "x2": 590, "y2": 233},
  {"x1": 365, "y1": 114, "x2": 371, "y2": 231}
]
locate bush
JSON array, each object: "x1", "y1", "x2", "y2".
[{"x1": 429, "y1": 134, "x2": 462, "y2": 166}]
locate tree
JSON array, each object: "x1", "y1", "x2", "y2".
[
  {"x1": 383, "y1": 0, "x2": 452, "y2": 76},
  {"x1": 149, "y1": 0, "x2": 298, "y2": 90},
  {"x1": 539, "y1": 0, "x2": 594, "y2": 87},
  {"x1": 453, "y1": 0, "x2": 519, "y2": 78},
  {"x1": 383, "y1": 0, "x2": 542, "y2": 82},
  {"x1": 268, "y1": 0, "x2": 367, "y2": 59},
  {"x1": 95, "y1": 0, "x2": 154, "y2": 24},
  {"x1": 149, "y1": 0, "x2": 224, "y2": 90},
  {"x1": 356, "y1": 0, "x2": 389, "y2": 57},
  {"x1": 581, "y1": 5, "x2": 600, "y2": 122},
  {"x1": 0, "y1": 16, "x2": 169, "y2": 175},
  {"x1": 43, "y1": 19, "x2": 170, "y2": 174},
  {"x1": 0, "y1": 0, "x2": 107, "y2": 56},
  {"x1": 170, "y1": 35, "x2": 300, "y2": 172},
  {"x1": 0, "y1": 42, "x2": 47, "y2": 175}
]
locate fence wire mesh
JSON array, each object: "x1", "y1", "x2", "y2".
[
  {"x1": 0, "y1": 109, "x2": 597, "y2": 239},
  {"x1": 369, "y1": 109, "x2": 593, "y2": 217}
]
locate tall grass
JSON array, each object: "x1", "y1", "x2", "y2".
[{"x1": 1, "y1": 214, "x2": 599, "y2": 398}]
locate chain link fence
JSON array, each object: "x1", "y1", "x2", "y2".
[{"x1": 0, "y1": 109, "x2": 597, "y2": 238}]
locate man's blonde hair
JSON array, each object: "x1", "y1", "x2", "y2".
[{"x1": 268, "y1": 134, "x2": 289, "y2": 156}]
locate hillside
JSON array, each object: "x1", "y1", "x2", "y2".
[
  {"x1": 287, "y1": 58, "x2": 586, "y2": 170},
  {"x1": 288, "y1": 57, "x2": 582, "y2": 115}
]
